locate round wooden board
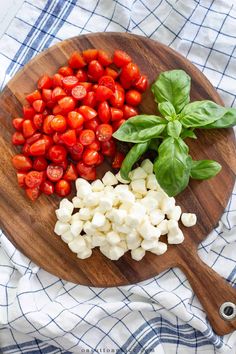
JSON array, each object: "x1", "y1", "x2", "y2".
[{"x1": 0, "y1": 33, "x2": 235, "y2": 288}]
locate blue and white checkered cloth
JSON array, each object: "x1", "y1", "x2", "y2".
[{"x1": 0, "y1": 0, "x2": 236, "y2": 353}]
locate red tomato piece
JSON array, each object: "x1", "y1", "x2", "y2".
[
  {"x1": 52, "y1": 104, "x2": 63, "y2": 115},
  {"x1": 38, "y1": 75, "x2": 52, "y2": 90},
  {"x1": 71, "y1": 85, "x2": 87, "y2": 100},
  {"x1": 134, "y1": 74, "x2": 148, "y2": 92},
  {"x1": 110, "y1": 107, "x2": 123, "y2": 121},
  {"x1": 62, "y1": 75, "x2": 79, "y2": 90},
  {"x1": 12, "y1": 118, "x2": 24, "y2": 130},
  {"x1": 33, "y1": 114, "x2": 44, "y2": 130},
  {"x1": 58, "y1": 66, "x2": 73, "y2": 76},
  {"x1": 96, "y1": 86, "x2": 113, "y2": 101},
  {"x1": 98, "y1": 75, "x2": 115, "y2": 92},
  {"x1": 112, "y1": 151, "x2": 125, "y2": 169},
  {"x1": 25, "y1": 171, "x2": 44, "y2": 188},
  {"x1": 52, "y1": 73, "x2": 63, "y2": 87},
  {"x1": 113, "y1": 50, "x2": 132, "y2": 67},
  {"x1": 29, "y1": 139, "x2": 47, "y2": 156},
  {"x1": 76, "y1": 69, "x2": 88, "y2": 82},
  {"x1": 97, "y1": 50, "x2": 112, "y2": 66},
  {"x1": 52, "y1": 87, "x2": 67, "y2": 102},
  {"x1": 79, "y1": 129, "x2": 95, "y2": 146},
  {"x1": 33, "y1": 157, "x2": 48, "y2": 171},
  {"x1": 43, "y1": 115, "x2": 54, "y2": 134},
  {"x1": 48, "y1": 145, "x2": 67, "y2": 163},
  {"x1": 63, "y1": 163, "x2": 78, "y2": 181},
  {"x1": 114, "y1": 82, "x2": 125, "y2": 93},
  {"x1": 82, "y1": 148, "x2": 99, "y2": 165},
  {"x1": 95, "y1": 152, "x2": 104, "y2": 166},
  {"x1": 67, "y1": 111, "x2": 84, "y2": 129},
  {"x1": 25, "y1": 187, "x2": 40, "y2": 201},
  {"x1": 46, "y1": 164, "x2": 64, "y2": 182},
  {"x1": 78, "y1": 105, "x2": 97, "y2": 120},
  {"x1": 68, "y1": 142, "x2": 84, "y2": 161},
  {"x1": 58, "y1": 159, "x2": 68, "y2": 171},
  {"x1": 22, "y1": 143, "x2": 31, "y2": 156},
  {"x1": 40, "y1": 180, "x2": 54, "y2": 195},
  {"x1": 69, "y1": 51, "x2": 86, "y2": 69},
  {"x1": 26, "y1": 133, "x2": 42, "y2": 145},
  {"x1": 119, "y1": 75, "x2": 132, "y2": 90},
  {"x1": 32, "y1": 100, "x2": 45, "y2": 113},
  {"x1": 109, "y1": 89, "x2": 125, "y2": 108},
  {"x1": 96, "y1": 124, "x2": 113, "y2": 142},
  {"x1": 12, "y1": 132, "x2": 25, "y2": 145},
  {"x1": 42, "y1": 135, "x2": 53, "y2": 150},
  {"x1": 60, "y1": 129, "x2": 77, "y2": 146},
  {"x1": 52, "y1": 132, "x2": 63, "y2": 144},
  {"x1": 26, "y1": 90, "x2": 41, "y2": 104},
  {"x1": 125, "y1": 89, "x2": 142, "y2": 106},
  {"x1": 81, "y1": 91, "x2": 97, "y2": 108},
  {"x1": 12, "y1": 154, "x2": 32, "y2": 171},
  {"x1": 123, "y1": 105, "x2": 138, "y2": 119},
  {"x1": 42, "y1": 89, "x2": 52, "y2": 102},
  {"x1": 55, "y1": 179, "x2": 71, "y2": 197},
  {"x1": 101, "y1": 139, "x2": 116, "y2": 157},
  {"x1": 23, "y1": 120, "x2": 36, "y2": 138},
  {"x1": 104, "y1": 67, "x2": 119, "y2": 80},
  {"x1": 82, "y1": 49, "x2": 98, "y2": 63},
  {"x1": 88, "y1": 139, "x2": 100, "y2": 151},
  {"x1": 76, "y1": 161, "x2": 96, "y2": 181},
  {"x1": 98, "y1": 101, "x2": 111, "y2": 123},
  {"x1": 17, "y1": 172, "x2": 26, "y2": 188},
  {"x1": 121, "y1": 62, "x2": 140, "y2": 83},
  {"x1": 84, "y1": 117, "x2": 100, "y2": 131},
  {"x1": 112, "y1": 119, "x2": 126, "y2": 131},
  {"x1": 77, "y1": 82, "x2": 93, "y2": 92},
  {"x1": 58, "y1": 96, "x2": 76, "y2": 113},
  {"x1": 88, "y1": 60, "x2": 104, "y2": 81},
  {"x1": 51, "y1": 115, "x2": 67, "y2": 132},
  {"x1": 23, "y1": 105, "x2": 35, "y2": 119}
]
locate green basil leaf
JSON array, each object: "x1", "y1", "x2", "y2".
[
  {"x1": 201, "y1": 107, "x2": 236, "y2": 129},
  {"x1": 181, "y1": 129, "x2": 197, "y2": 139},
  {"x1": 149, "y1": 138, "x2": 160, "y2": 152},
  {"x1": 154, "y1": 137, "x2": 190, "y2": 196},
  {"x1": 180, "y1": 100, "x2": 227, "y2": 128},
  {"x1": 167, "y1": 121, "x2": 182, "y2": 138},
  {"x1": 151, "y1": 70, "x2": 191, "y2": 113},
  {"x1": 120, "y1": 142, "x2": 149, "y2": 180},
  {"x1": 190, "y1": 159, "x2": 222, "y2": 180},
  {"x1": 158, "y1": 101, "x2": 176, "y2": 119},
  {"x1": 113, "y1": 115, "x2": 166, "y2": 143}
]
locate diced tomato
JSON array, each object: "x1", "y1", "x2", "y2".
[
  {"x1": 33, "y1": 114, "x2": 44, "y2": 130},
  {"x1": 42, "y1": 135, "x2": 53, "y2": 150},
  {"x1": 58, "y1": 66, "x2": 73, "y2": 76},
  {"x1": 88, "y1": 60, "x2": 104, "y2": 81},
  {"x1": 62, "y1": 75, "x2": 79, "y2": 90},
  {"x1": 12, "y1": 154, "x2": 32, "y2": 171},
  {"x1": 110, "y1": 89, "x2": 125, "y2": 108},
  {"x1": 26, "y1": 133, "x2": 42, "y2": 145},
  {"x1": 82, "y1": 148, "x2": 99, "y2": 165},
  {"x1": 32, "y1": 100, "x2": 45, "y2": 113},
  {"x1": 38, "y1": 75, "x2": 52, "y2": 90},
  {"x1": 60, "y1": 129, "x2": 77, "y2": 146},
  {"x1": 88, "y1": 139, "x2": 100, "y2": 151},
  {"x1": 25, "y1": 187, "x2": 40, "y2": 201},
  {"x1": 81, "y1": 91, "x2": 97, "y2": 108},
  {"x1": 76, "y1": 161, "x2": 96, "y2": 180},
  {"x1": 52, "y1": 87, "x2": 67, "y2": 102},
  {"x1": 123, "y1": 105, "x2": 138, "y2": 119},
  {"x1": 96, "y1": 124, "x2": 113, "y2": 142},
  {"x1": 125, "y1": 89, "x2": 142, "y2": 106},
  {"x1": 134, "y1": 74, "x2": 148, "y2": 92},
  {"x1": 23, "y1": 120, "x2": 37, "y2": 138},
  {"x1": 40, "y1": 180, "x2": 54, "y2": 195},
  {"x1": 97, "y1": 50, "x2": 112, "y2": 66},
  {"x1": 110, "y1": 107, "x2": 123, "y2": 121},
  {"x1": 71, "y1": 85, "x2": 87, "y2": 100},
  {"x1": 26, "y1": 90, "x2": 41, "y2": 104},
  {"x1": 67, "y1": 111, "x2": 84, "y2": 129},
  {"x1": 100, "y1": 139, "x2": 116, "y2": 157},
  {"x1": 82, "y1": 49, "x2": 98, "y2": 63},
  {"x1": 58, "y1": 96, "x2": 76, "y2": 112},
  {"x1": 96, "y1": 86, "x2": 113, "y2": 101},
  {"x1": 51, "y1": 115, "x2": 67, "y2": 132},
  {"x1": 112, "y1": 119, "x2": 125, "y2": 131},
  {"x1": 113, "y1": 50, "x2": 131, "y2": 67},
  {"x1": 55, "y1": 179, "x2": 71, "y2": 197},
  {"x1": 12, "y1": 132, "x2": 25, "y2": 145},
  {"x1": 112, "y1": 151, "x2": 125, "y2": 169},
  {"x1": 119, "y1": 75, "x2": 132, "y2": 90},
  {"x1": 95, "y1": 152, "x2": 104, "y2": 166},
  {"x1": 52, "y1": 73, "x2": 63, "y2": 87},
  {"x1": 114, "y1": 82, "x2": 125, "y2": 93},
  {"x1": 79, "y1": 129, "x2": 95, "y2": 146},
  {"x1": 33, "y1": 157, "x2": 48, "y2": 171},
  {"x1": 77, "y1": 82, "x2": 93, "y2": 92},
  {"x1": 84, "y1": 117, "x2": 100, "y2": 131},
  {"x1": 29, "y1": 139, "x2": 47, "y2": 156},
  {"x1": 63, "y1": 163, "x2": 78, "y2": 181},
  {"x1": 23, "y1": 105, "x2": 35, "y2": 119},
  {"x1": 78, "y1": 105, "x2": 97, "y2": 120},
  {"x1": 17, "y1": 172, "x2": 27, "y2": 188},
  {"x1": 68, "y1": 142, "x2": 84, "y2": 161},
  {"x1": 98, "y1": 101, "x2": 111, "y2": 123},
  {"x1": 48, "y1": 145, "x2": 67, "y2": 163},
  {"x1": 52, "y1": 104, "x2": 63, "y2": 115},
  {"x1": 76, "y1": 69, "x2": 88, "y2": 82},
  {"x1": 58, "y1": 159, "x2": 68, "y2": 171},
  {"x1": 43, "y1": 115, "x2": 54, "y2": 134},
  {"x1": 69, "y1": 51, "x2": 86, "y2": 69},
  {"x1": 104, "y1": 67, "x2": 119, "y2": 80},
  {"x1": 12, "y1": 118, "x2": 24, "y2": 130},
  {"x1": 121, "y1": 62, "x2": 140, "y2": 83},
  {"x1": 98, "y1": 75, "x2": 115, "y2": 92},
  {"x1": 25, "y1": 170, "x2": 44, "y2": 188},
  {"x1": 22, "y1": 143, "x2": 31, "y2": 156},
  {"x1": 41, "y1": 89, "x2": 52, "y2": 102},
  {"x1": 46, "y1": 164, "x2": 64, "y2": 182},
  {"x1": 52, "y1": 132, "x2": 63, "y2": 144}
]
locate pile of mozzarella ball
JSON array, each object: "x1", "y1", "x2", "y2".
[{"x1": 54, "y1": 159, "x2": 197, "y2": 261}]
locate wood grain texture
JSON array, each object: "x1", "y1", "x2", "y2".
[{"x1": 0, "y1": 33, "x2": 236, "y2": 335}]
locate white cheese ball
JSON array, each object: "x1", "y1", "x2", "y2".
[
  {"x1": 77, "y1": 247, "x2": 92, "y2": 259},
  {"x1": 149, "y1": 210, "x2": 165, "y2": 226},
  {"x1": 141, "y1": 239, "x2": 159, "y2": 250},
  {"x1": 54, "y1": 221, "x2": 70, "y2": 236},
  {"x1": 91, "y1": 179, "x2": 104, "y2": 192},
  {"x1": 109, "y1": 246, "x2": 125, "y2": 260},
  {"x1": 83, "y1": 221, "x2": 95, "y2": 236},
  {"x1": 91, "y1": 212, "x2": 106, "y2": 228},
  {"x1": 72, "y1": 197, "x2": 84, "y2": 209},
  {"x1": 161, "y1": 197, "x2": 175, "y2": 214},
  {"x1": 150, "y1": 241, "x2": 167, "y2": 255},
  {"x1": 130, "y1": 179, "x2": 147, "y2": 195},
  {"x1": 131, "y1": 247, "x2": 146, "y2": 261},
  {"x1": 92, "y1": 232, "x2": 107, "y2": 247},
  {"x1": 102, "y1": 171, "x2": 118, "y2": 186},
  {"x1": 107, "y1": 231, "x2": 121, "y2": 245},
  {"x1": 116, "y1": 171, "x2": 129, "y2": 184},
  {"x1": 83, "y1": 193, "x2": 100, "y2": 207},
  {"x1": 61, "y1": 230, "x2": 74, "y2": 244},
  {"x1": 157, "y1": 219, "x2": 168, "y2": 235},
  {"x1": 59, "y1": 199, "x2": 74, "y2": 215},
  {"x1": 181, "y1": 213, "x2": 197, "y2": 227},
  {"x1": 78, "y1": 208, "x2": 91, "y2": 221},
  {"x1": 98, "y1": 219, "x2": 111, "y2": 232},
  {"x1": 141, "y1": 159, "x2": 153, "y2": 174},
  {"x1": 76, "y1": 183, "x2": 92, "y2": 199},
  {"x1": 129, "y1": 167, "x2": 147, "y2": 180},
  {"x1": 168, "y1": 229, "x2": 184, "y2": 244},
  {"x1": 71, "y1": 212, "x2": 81, "y2": 223},
  {"x1": 68, "y1": 236, "x2": 86, "y2": 253},
  {"x1": 167, "y1": 205, "x2": 182, "y2": 221},
  {"x1": 55, "y1": 208, "x2": 72, "y2": 223},
  {"x1": 146, "y1": 174, "x2": 158, "y2": 190},
  {"x1": 140, "y1": 196, "x2": 158, "y2": 213},
  {"x1": 70, "y1": 220, "x2": 84, "y2": 237}
]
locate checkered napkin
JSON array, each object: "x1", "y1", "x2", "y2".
[{"x1": 0, "y1": 0, "x2": 236, "y2": 353}]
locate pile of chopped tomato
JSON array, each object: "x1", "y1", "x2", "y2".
[{"x1": 11, "y1": 49, "x2": 148, "y2": 201}]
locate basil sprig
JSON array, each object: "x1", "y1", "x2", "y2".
[{"x1": 113, "y1": 69, "x2": 236, "y2": 196}]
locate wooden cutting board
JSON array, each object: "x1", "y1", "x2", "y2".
[{"x1": 0, "y1": 33, "x2": 236, "y2": 335}]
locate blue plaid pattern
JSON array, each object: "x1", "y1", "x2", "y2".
[{"x1": 0, "y1": 0, "x2": 236, "y2": 353}]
